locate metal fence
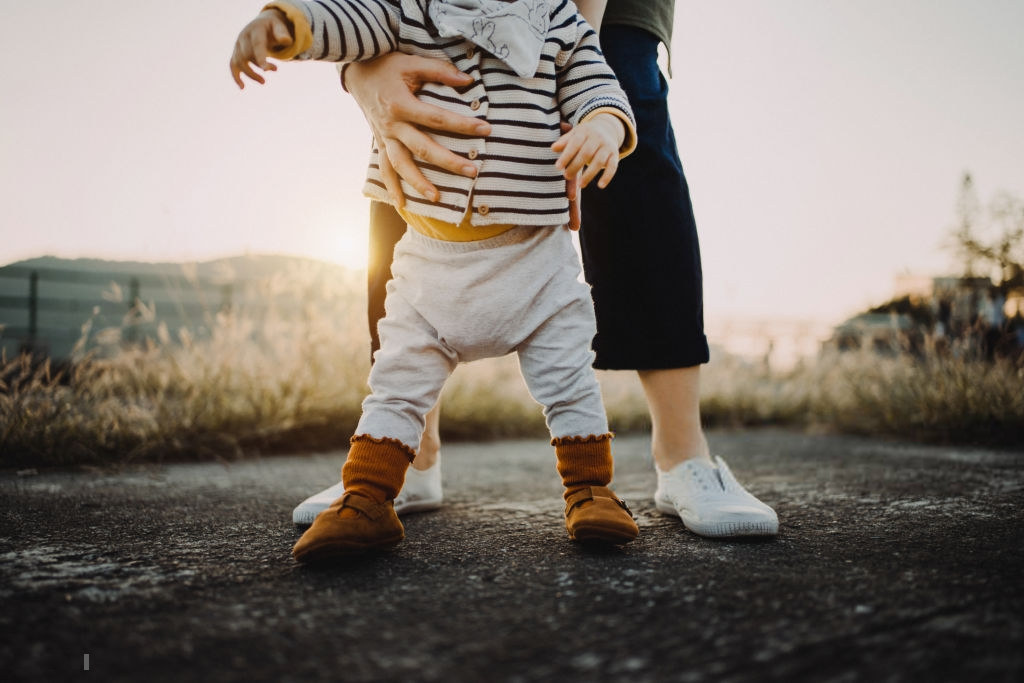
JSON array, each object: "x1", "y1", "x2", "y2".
[{"x1": 0, "y1": 265, "x2": 236, "y2": 361}]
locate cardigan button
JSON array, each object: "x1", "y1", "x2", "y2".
[
  {"x1": 468, "y1": 149, "x2": 479, "y2": 160},
  {"x1": 478, "y1": 204, "x2": 490, "y2": 216},
  {"x1": 465, "y1": 47, "x2": 475, "y2": 59},
  {"x1": 470, "y1": 98, "x2": 481, "y2": 111}
]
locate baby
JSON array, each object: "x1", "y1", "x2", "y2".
[{"x1": 230, "y1": 0, "x2": 640, "y2": 562}]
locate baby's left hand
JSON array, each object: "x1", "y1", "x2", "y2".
[{"x1": 552, "y1": 113, "x2": 625, "y2": 189}]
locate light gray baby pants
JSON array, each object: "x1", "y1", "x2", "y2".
[{"x1": 355, "y1": 224, "x2": 610, "y2": 453}]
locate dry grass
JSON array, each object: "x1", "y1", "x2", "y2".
[
  {"x1": 809, "y1": 347, "x2": 1024, "y2": 445},
  {"x1": 2, "y1": 279, "x2": 1022, "y2": 467},
  {"x1": 1, "y1": 268, "x2": 370, "y2": 467}
]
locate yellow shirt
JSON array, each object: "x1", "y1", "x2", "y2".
[{"x1": 399, "y1": 208, "x2": 514, "y2": 242}]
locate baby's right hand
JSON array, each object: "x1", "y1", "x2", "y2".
[{"x1": 230, "y1": 9, "x2": 294, "y2": 89}]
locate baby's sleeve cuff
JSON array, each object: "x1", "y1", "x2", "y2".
[
  {"x1": 580, "y1": 107, "x2": 638, "y2": 158},
  {"x1": 262, "y1": 2, "x2": 314, "y2": 60}
]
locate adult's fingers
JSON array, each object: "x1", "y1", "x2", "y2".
[
  {"x1": 404, "y1": 55, "x2": 476, "y2": 88},
  {"x1": 383, "y1": 136, "x2": 439, "y2": 202},
  {"x1": 378, "y1": 146, "x2": 408, "y2": 207},
  {"x1": 389, "y1": 121, "x2": 478, "y2": 179},
  {"x1": 383, "y1": 96, "x2": 490, "y2": 140},
  {"x1": 566, "y1": 174, "x2": 581, "y2": 231}
]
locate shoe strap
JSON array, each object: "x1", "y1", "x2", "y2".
[
  {"x1": 565, "y1": 486, "x2": 632, "y2": 515},
  {"x1": 339, "y1": 493, "x2": 388, "y2": 520}
]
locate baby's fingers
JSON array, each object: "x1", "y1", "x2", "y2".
[
  {"x1": 230, "y1": 35, "x2": 266, "y2": 87},
  {"x1": 565, "y1": 141, "x2": 604, "y2": 180},
  {"x1": 579, "y1": 150, "x2": 619, "y2": 189},
  {"x1": 553, "y1": 136, "x2": 585, "y2": 179},
  {"x1": 595, "y1": 153, "x2": 619, "y2": 188},
  {"x1": 229, "y1": 13, "x2": 290, "y2": 88},
  {"x1": 597, "y1": 167, "x2": 617, "y2": 188}
]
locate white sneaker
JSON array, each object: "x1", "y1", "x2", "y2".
[
  {"x1": 392, "y1": 459, "x2": 444, "y2": 515},
  {"x1": 291, "y1": 456, "x2": 443, "y2": 526},
  {"x1": 654, "y1": 456, "x2": 778, "y2": 537}
]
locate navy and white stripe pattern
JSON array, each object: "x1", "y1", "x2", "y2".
[{"x1": 284, "y1": 0, "x2": 634, "y2": 228}]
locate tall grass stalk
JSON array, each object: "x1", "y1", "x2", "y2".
[{"x1": 2, "y1": 293, "x2": 1021, "y2": 467}]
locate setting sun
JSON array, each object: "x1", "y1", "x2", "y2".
[
  {"x1": 332, "y1": 225, "x2": 370, "y2": 271},
  {"x1": 302, "y1": 200, "x2": 371, "y2": 271}
]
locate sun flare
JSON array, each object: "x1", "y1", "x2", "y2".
[
  {"x1": 306, "y1": 201, "x2": 371, "y2": 270},
  {"x1": 331, "y1": 227, "x2": 369, "y2": 271}
]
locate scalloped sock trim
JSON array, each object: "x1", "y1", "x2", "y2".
[{"x1": 550, "y1": 432, "x2": 614, "y2": 447}]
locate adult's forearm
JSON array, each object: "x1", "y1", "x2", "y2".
[{"x1": 574, "y1": 0, "x2": 608, "y2": 30}]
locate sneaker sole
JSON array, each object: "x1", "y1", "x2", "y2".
[
  {"x1": 393, "y1": 497, "x2": 444, "y2": 516},
  {"x1": 293, "y1": 498, "x2": 442, "y2": 527},
  {"x1": 655, "y1": 497, "x2": 778, "y2": 537}
]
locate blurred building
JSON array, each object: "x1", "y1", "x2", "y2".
[
  {"x1": 826, "y1": 274, "x2": 1023, "y2": 358},
  {"x1": 826, "y1": 312, "x2": 916, "y2": 354}
]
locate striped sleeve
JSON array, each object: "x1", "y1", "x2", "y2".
[
  {"x1": 266, "y1": 0, "x2": 402, "y2": 63},
  {"x1": 555, "y1": 9, "x2": 637, "y2": 153}
]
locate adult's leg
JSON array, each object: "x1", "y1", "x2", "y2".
[
  {"x1": 581, "y1": 26, "x2": 777, "y2": 536},
  {"x1": 639, "y1": 366, "x2": 710, "y2": 468},
  {"x1": 368, "y1": 201, "x2": 441, "y2": 470},
  {"x1": 580, "y1": 26, "x2": 710, "y2": 470}
]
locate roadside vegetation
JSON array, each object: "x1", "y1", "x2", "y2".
[
  {"x1": 2, "y1": 173, "x2": 1022, "y2": 468},
  {"x1": 2, "y1": 302, "x2": 1021, "y2": 469}
]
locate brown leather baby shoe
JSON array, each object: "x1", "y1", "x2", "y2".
[
  {"x1": 564, "y1": 485, "x2": 639, "y2": 545},
  {"x1": 292, "y1": 492, "x2": 404, "y2": 563}
]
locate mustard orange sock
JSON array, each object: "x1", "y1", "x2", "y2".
[
  {"x1": 341, "y1": 436, "x2": 415, "y2": 508},
  {"x1": 552, "y1": 434, "x2": 614, "y2": 501}
]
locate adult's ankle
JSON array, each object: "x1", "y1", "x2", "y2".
[
  {"x1": 653, "y1": 432, "x2": 712, "y2": 471},
  {"x1": 413, "y1": 427, "x2": 441, "y2": 470},
  {"x1": 411, "y1": 446, "x2": 439, "y2": 470}
]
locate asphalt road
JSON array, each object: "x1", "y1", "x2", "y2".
[{"x1": 1, "y1": 429, "x2": 1022, "y2": 682}]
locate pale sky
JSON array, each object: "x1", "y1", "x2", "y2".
[{"x1": 2, "y1": 0, "x2": 1023, "y2": 324}]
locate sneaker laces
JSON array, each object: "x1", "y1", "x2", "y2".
[
  {"x1": 681, "y1": 459, "x2": 744, "y2": 501},
  {"x1": 714, "y1": 457, "x2": 750, "y2": 496}
]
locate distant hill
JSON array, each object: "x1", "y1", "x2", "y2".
[
  {"x1": 2, "y1": 253, "x2": 352, "y2": 282},
  {"x1": 0, "y1": 254, "x2": 362, "y2": 360}
]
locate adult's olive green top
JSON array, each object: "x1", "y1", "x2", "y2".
[{"x1": 603, "y1": 0, "x2": 675, "y2": 50}]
